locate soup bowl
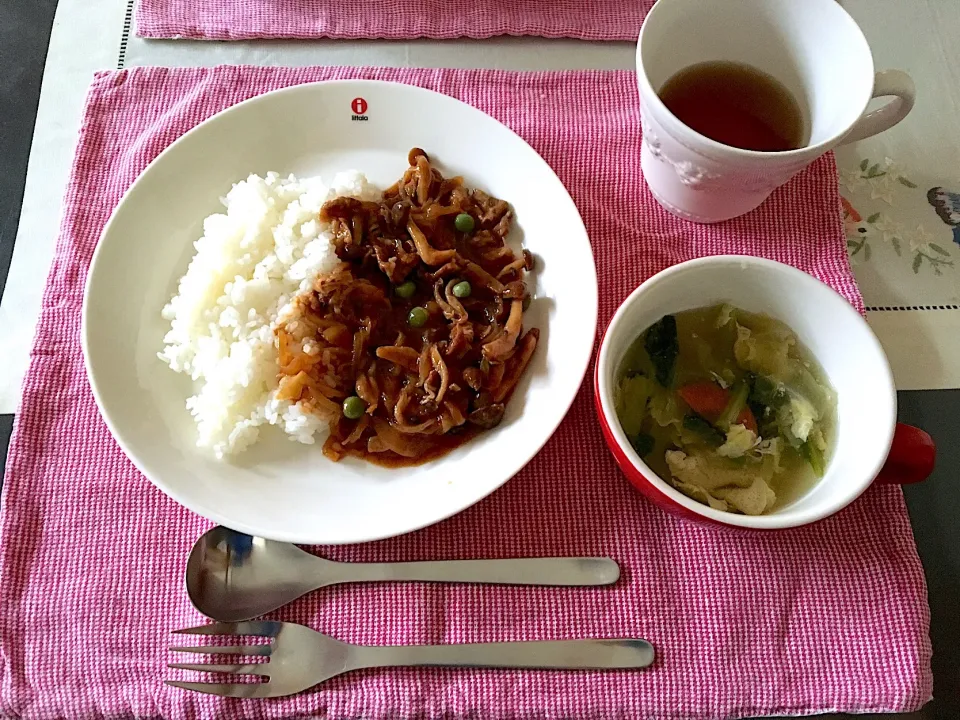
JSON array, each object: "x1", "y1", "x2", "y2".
[{"x1": 594, "y1": 256, "x2": 935, "y2": 529}]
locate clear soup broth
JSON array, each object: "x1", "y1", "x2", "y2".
[{"x1": 615, "y1": 304, "x2": 835, "y2": 515}]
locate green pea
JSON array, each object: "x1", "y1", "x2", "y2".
[
  {"x1": 395, "y1": 280, "x2": 416, "y2": 299},
  {"x1": 454, "y1": 213, "x2": 475, "y2": 233},
  {"x1": 342, "y1": 396, "x2": 366, "y2": 420},
  {"x1": 408, "y1": 306, "x2": 429, "y2": 328},
  {"x1": 452, "y1": 281, "x2": 472, "y2": 299}
]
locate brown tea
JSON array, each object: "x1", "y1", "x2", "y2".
[{"x1": 657, "y1": 61, "x2": 806, "y2": 152}]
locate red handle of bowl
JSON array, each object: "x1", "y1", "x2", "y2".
[{"x1": 874, "y1": 423, "x2": 936, "y2": 485}]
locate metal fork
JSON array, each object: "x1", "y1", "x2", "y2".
[{"x1": 167, "y1": 621, "x2": 656, "y2": 698}]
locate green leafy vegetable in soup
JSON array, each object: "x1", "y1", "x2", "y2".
[
  {"x1": 614, "y1": 303, "x2": 836, "y2": 516},
  {"x1": 643, "y1": 315, "x2": 679, "y2": 387}
]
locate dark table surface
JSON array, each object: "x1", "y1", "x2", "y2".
[{"x1": 0, "y1": 2, "x2": 955, "y2": 718}]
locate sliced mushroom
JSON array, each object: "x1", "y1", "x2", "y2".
[
  {"x1": 501, "y1": 281, "x2": 526, "y2": 300},
  {"x1": 482, "y1": 299, "x2": 523, "y2": 362},
  {"x1": 496, "y1": 257, "x2": 525, "y2": 280},
  {"x1": 418, "y1": 344, "x2": 432, "y2": 387},
  {"x1": 462, "y1": 366, "x2": 483, "y2": 391},
  {"x1": 442, "y1": 279, "x2": 468, "y2": 323},
  {"x1": 481, "y1": 246, "x2": 513, "y2": 263},
  {"x1": 350, "y1": 214, "x2": 364, "y2": 246},
  {"x1": 480, "y1": 321, "x2": 504, "y2": 344},
  {"x1": 408, "y1": 219, "x2": 456, "y2": 266},
  {"x1": 445, "y1": 322, "x2": 474, "y2": 359},
  {"x1": 433, "y1": 279, "x2": 456, "y2": 320},
  {"x1": 375, "y1": 346, "x2": 420, "y2": 373},
  {"x1": 491, "y1": 210, "x2": 513, "y2": 239},
  {"x1": 493, "y1": 328, "x2": 539, "y2": 403},
  {"x1": 425, "y1": 259, "x2": 462, "y2": 282},
  {"x1": 487, "y1": 361, "x2": 506, "y2": 394},
  {"x1": 416, "y1": 155, "x2": 432, "y2": 205},
  {"x1": 430, "y1": 344, "x2": 451, "y2": 405},
  {"x1": 487, "y1": 294, "x2": 505, "y2": 324},
  {"x1": 372, "y1": 418, "x2": 425, "y2": 457},
  {"x1": 351, "y1": 322, "x2": 370, "y2": 376},
  {"x1": 319, "y1": 196, "x2": 365, "y2": 222},
  {"x1": 355, "y1": 373, "x2": 379, "y2": 413},
  {"x1": 422, "y1": 369, "x2": 440, "y2": 402},
  {"x1": 343, "y1": 414, "x2": 370, "y2": 445},
  {"x1": 468, "y1": 403, "x2": 506, "y2": 429},
  {"x1": 471, "y1": 189, "x2": 510, "y2": 229},
  {"x1": 440, "y1": 400, "x2": 468, "y2": 434},
  {"x1": 394, "y1": 387, "x2": 439, "y2": 434},
  {"x1": 373, "y1": 240, "x2": 418, "y2": 283},
  {"x1": 379, "y1": 372, "x2": 402, "y2": 415},
  {"x1": 422, "y1": 203, "x2": 462, "y2": 221},
  {"x1": 367, "y1": 436, "x2": 388, "y2": 453},
  {"x1": 463, "y1": 261, "x2": 505, "y2": 295},
  {"x1": 321, "y1": 323, "x2": 351, "y2": 347},
  {"x1": 321, "y1": 436, "x2": 347, "y2": 462}
]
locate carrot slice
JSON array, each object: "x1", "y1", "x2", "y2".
[
  {"x1": 736, "y1": 407, "x2": 758, "y2": 435},
  {"x1": 677, "y1": 382, "x2": 729, "y2": 422},
  {"x1": 679, "y1": 381, "x2": 759, "y2": 435}
]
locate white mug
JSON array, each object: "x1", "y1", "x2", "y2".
[{"x1": 636, "y1": 0, "x2": 915, "y2": 223}]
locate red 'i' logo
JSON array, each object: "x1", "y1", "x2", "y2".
[{"x1": 351, "y1": 97, "x2": 368, "y2": 115}]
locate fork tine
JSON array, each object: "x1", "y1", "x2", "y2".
[
  {"x1": 165, "y1": 680, "x2": 273, "y2": 698},
  {"x1": 168, "y1": 662, "x2": 269, "y2": 676},
  {"x1": 169, "y1": 645, "x2": 272, "y2": 656},
  {"x1": 173, "y1": 621, "x2": 282, "y2": 637}
]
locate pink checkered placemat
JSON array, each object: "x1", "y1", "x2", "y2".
[
  {"x1": 135, "y1": 0, "x2": 653, "y2": 40},
  {"x1": 0, "y1": 66, "x2": 931, "y2": 719}
]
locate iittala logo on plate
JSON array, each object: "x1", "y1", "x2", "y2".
[{"x1": 351, "y1": 97, "x2": 369, "y2": 122}]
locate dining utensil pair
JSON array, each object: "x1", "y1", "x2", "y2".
[{"x1": 170, "y1": 527, "x2": 653, "y2": 697}]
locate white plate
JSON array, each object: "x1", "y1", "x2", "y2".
[{"x1": 82, "y1": 80, "x2": 597, "y2": 544}]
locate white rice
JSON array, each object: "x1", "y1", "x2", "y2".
[{"x1": 158, "y1": 170, "x2": 380, "y2": 458}]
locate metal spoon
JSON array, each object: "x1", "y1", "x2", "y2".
[{"x1": 187, "y1": 526, "x2": 621, "y2": 622}]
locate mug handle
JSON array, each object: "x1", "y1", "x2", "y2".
[
  {"x1": 839, "y1": 69, "x2": 916, "y2": 146},
  {"x1": 874, "y1": 423, "x2": 936, "y2": 485}
]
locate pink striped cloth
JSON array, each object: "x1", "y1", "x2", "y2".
[
  {"x1": 135, "y1": 0, "x2": 652, "y2": 40},
  {"x1": 0, "y1": 66, "x2": 931, "y2": 719}
]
